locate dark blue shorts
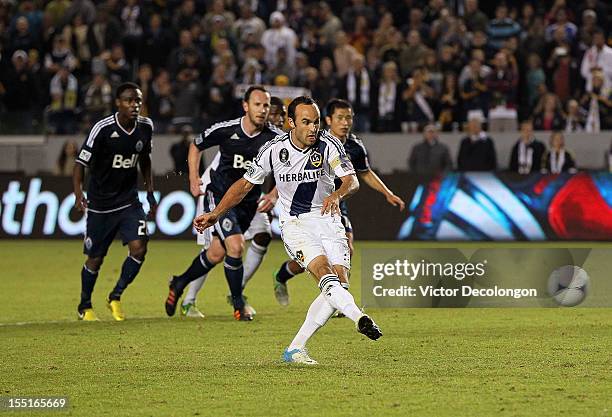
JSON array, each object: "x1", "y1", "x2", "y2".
[
  {"x1": 203, "y1": 190, "x2": 256, "y2": 242},
  {"x1": 84, "y1": 204, "x2": 148, "y2": 257},
  {"x1": 340, "y1": 201, "x2": 353, "y2": 234}
]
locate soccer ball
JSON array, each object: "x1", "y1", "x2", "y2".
[{"x1": 547, "y1": 265, "x2": 590, "y2": 307}]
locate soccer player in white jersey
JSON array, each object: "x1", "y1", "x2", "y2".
[{"x1": 194, "y1": 96, "x2": 382, "y2": 364}]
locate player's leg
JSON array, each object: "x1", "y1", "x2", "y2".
[
  {"x1": 78, "y1": 211, "x2": 118, "y2": 321},
  {"x1": 273, "y1": 259, "x2": 304, "y2": 306},
  {"x1": 107, "y1": 205, "x2": 149, "y2": 320},
  {"x1": 166, "y1": 237, "x2": 224, "y2": 316},
  {"x1": 223, "y1": 233, "x2": 251, "y2": 320},
  {"x1": 241, "y1": 211, "x2": 272, "y2": 289}
]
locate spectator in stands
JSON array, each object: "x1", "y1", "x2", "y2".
[
  {"x1": 509, "y1": 120, "x2": 546, "y2": 174},
  {"x1": 439, "y1": 72, "x2": 460, "y2": 131},
  {"x1": 201, "y1": 64, "x2": 234, "y2": 127},
  {"x1": 399, "y1": 30, "x2": 428, "y2": 78},
  {"x1": 542, "y1": 131, "x2": 577, "y2": 174},
  {"x1": 581, "y1": 71, "x2": 612, "y2": 132},
  {"x1": 55, "y1": 140, "x2": 78, "y2": 176},
  {"x1": 202, "y1": 0, "x2": 235, "y2": 31},
  {"x1": 170, "y1": 124, "x2": 192, "y2": 175},
  {"x1": 564, "y1": 99, "x2": 586, "y2": 133},
  {"x1": 45, "y1": 0, "x2": 71, "y2": 28},
  {"x1": 486, "y1": 4, "x2": 521, "y2": 52},
  {"x1": 105, "y1": 44, "x2": 130, "y2": 87},
  {"x1": 63, "y1": 14, "x2": 92, "y2": 78},
  {"x1": 82, "y1": 72, "x2": 112, "y2": 129},
  {"x1": 348, "y1": 15, "x2": 371, "y2": 56},
  {"x1": 167, "y1": 30, "x2": 199, "y2": 77},
  {"x1": 140, "y1": 15, "x2": 174, "y2": 72},
  {"x1": 1, "y1": 50, "x2": 40, "y2": 133},
  {"x1": 339, "y1": 54, "x2": 372, "y2": 132},
  {"x1": 172, "y1": 0, "x2": 200, "y2": 33},
  {"x1": 522, "y1": 16, "x2": 547, "y2": 59},
  {"x1": 172, "y1": 64, "x2": 203, "y2": 130},
  {"x1": 409, "y1": 123, "x2": 452, "y2": 176},
  {"x1": 525, "y1": 54, "x2": 546, "y2": 111},
  {"x1": 423, "y1": 49, "x2": 443, "y2": 94},
  {"x1": 580, "y1": 28, "x2": 612, "y2": 92},
  {"x1": 268, "y1": 47, "x2": 296, "y2": 84},
  {"x1": 463, "y1": 0, "x2": 488, "y2": 33},
  {"x1": 533, "y1": 93, "x2": 565, "y2": 131},
  {"x1": 48, "y1": 64, "x2": 79, "y2": 134},
  {"x1": 148, "y1": 70, "x2": 174, "y2": 133},
  {"x1": 261, "y1": 11, "x2": 297, "y2": 72},
  {"x1": 65, "y1": 0, "x2": 96, "y2": 26},
  {"x1": 457, "y1": 115, "x2": 497, "y2": 171},
  {"x1": 460, "y1": 58, "x2": 488, "y2": 123},
  {"x1": 313, "y1": 57, "x2": 337, "y2": 107},
  {"x1": 372, "y1": 61, "x2": 402, "y2": 132},
  {"x1": 86, "y1": 5, "x2": 122, "y2": 59},
  {"x1": 333, "y1": 31, "x2": 358, "y2": 77},
  {"x1": 240, "y1": 58, "x2": 263, "y2": 84},
  {"x1": 545, "y1": 26, "x2": 579, "y2": 103},
  {"x1": 44, "y1": 34, "x2": 76, "y2": 75},
  {"x1": 319, "y1": 2, "x2": 342, "y2": 47},
  {"x1": 403, "y1": 67, "x2": 436, "y2": 132},
  {"x1": 486, "y1": 50, "x2": 518, "y2": 132},
  {"x1": 577, "y1": 9, "x2": 598, "y2": 53},
  {"x1": 400, "y1": 8, "x2": 429, "y2": 45},
  {"x1": 135, "y1": 64, "x2": 153, "y2": 117},
  {"x1": 342, "y1": 0, "x2": 375, "y2": 32},
  {"x1": 8, "y1": 16, "x2": 40, "y2": 55},
  {"x1": 545, "y1": 8, "x2": 578, "y2": 43},
  {"x1": 458, "y1": 49, "x2": 491, "y2": 90},
  {"x1": 120, "y1": 0, "x2": 147, "y2": 62},
  {"x1": 233, "y1": 1, "x2": 266, "y2": 43}
]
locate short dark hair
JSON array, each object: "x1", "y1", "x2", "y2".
[
  {"x1": 115, "y1": 82, "x2": 141, "y2": 99},
  {"x1": 325, "y1": 98, "x2": 352, "y2": 118},
  {"x1": 270, "y1": 96, "x2": 286, "y2": 114},
  {"x1": 243, "y1": 85, "x2": 268, "y2": 102},
  {"x1": 287, "y1": 96, "x2": 317, "y2": 120}
]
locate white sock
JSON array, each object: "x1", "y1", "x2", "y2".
[
  {"x1": 318, "y1": 274, "x2": 362, "y2": 322},
  {"x1": 288, "y1": 292, "x2": 335, "y2": 350},
  {"x1": 242, "y1": 242, "x2": 267, "y2": 288},
  {"x1": 183, "y1": 274, "x2": 208, "y2": 306}
]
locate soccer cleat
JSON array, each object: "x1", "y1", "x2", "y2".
[
  {"x1": 356, "y1": 315, "x2": 383, "y2": 340},
  {"x1": 273, "y1": 270, "x2": 289, "y2": 306},
  {"x1": 77, "y1": 308, "x2": 99, "y2": 321},
  {"x1": 181, "y1": 303, "x2": 205, "y2": 318},
  {"x1": 165, "y1": 276, "x2": 184, "y2": 317},
  {"x1": 332, "y1": 311, "x2": 346, "y2": 319},
  {"x1": 233, "y1": 308, "x2": 254, "y2": 321},
  {"x1": 226, "y1": 294, "x2": 257, "y2": 316},
  {"x1": 107, "y1": 299, "x2": 125, "y2": 321},
  {"x1": 282, "y1": 348, "x2": 318, "y2": 365}
]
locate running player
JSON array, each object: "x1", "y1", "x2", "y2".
[
  {"x1": 273, "y1": 98, "x2": 405, "y2": 305},
  {"x1": 194, "y1": 96, "x2": 382, "y2": 364},
  {"x1": 74, "y1": 82, "x2": 157, "y2": 321},
  {"x1": 165, "y1": 86, "x2": 280, "y2": 321}
]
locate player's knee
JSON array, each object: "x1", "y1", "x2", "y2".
[
  {"x1": 130, "y1": 245, "x2": 147, "y2": 262},
  {"x1": 253, "y1": 232, "x2": 271, "y2": 247},
  {"x1": 225, "y1": 238, "x2": 245, "y2": 258},
  {"x1": 204, "y1": 248, "x2": 224, "y2": 265},
  {"x1": 86, "y1": 256, "x2": 103, "y2": 271},
  {"x1": 288, "y1": 260, "x2": 305, "y2": 275}
]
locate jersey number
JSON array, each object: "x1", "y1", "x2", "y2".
[{"x1": 138, "y1": 220, "x2": 147, "y2": 236}]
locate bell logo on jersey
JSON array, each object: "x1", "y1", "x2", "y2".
[
  {"x1": 233, "y1": 154, "x2": 253, "y2": 170},
  {"x1": 112, "y1": 154, "x2": 139, "y2": 168}
]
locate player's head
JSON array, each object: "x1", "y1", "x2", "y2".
[
  {"x1": 242, "y1": 85, "x2": 271, "y2": 129},
  {"x1": 520, "y1": 119, "x2": 533, "y2": 141},
  {"x1": 268, "y1": 96, "x2": 286, "y2": 129},
  {"x1": 325, "y1": 99, "x2": 353, "y2": 140},
  {"x1": 288, "y1": 96, "x2": 320, "y2": 147},
  {"x1": 115, "y1": 82, "x2": 143, "y2": 121},
  {"x1": 550, "y1": 131, "x2": 565, "y2": 150}
]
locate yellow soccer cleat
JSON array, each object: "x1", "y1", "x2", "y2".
[
  {"x1": 107, "y1": 299, "x2": 126, "y2": 321},
  {"x1": 78, "y1": 308, "x2": 100, "y2": 321}
]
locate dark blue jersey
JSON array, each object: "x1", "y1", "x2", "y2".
[
  {"x1": 194, "y1": 117, "x2": 282, "y2": 203},
  {"x1": 76, "y1": 114, "x2": 153, "y2": 212},
  {"x1": 332, "y1": 132, "x2": 371, "y2": 216}
]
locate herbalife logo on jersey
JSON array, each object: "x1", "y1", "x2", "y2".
[{"x1": 112, "y1": 154, "x2": 139, "y2": 168}]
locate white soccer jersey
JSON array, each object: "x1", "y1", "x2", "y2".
[{"x1": 244, "y1": 130, "x2": 355, "y2": 221}]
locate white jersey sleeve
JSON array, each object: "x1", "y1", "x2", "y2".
[
  {"x1": 243, "y1": 140, "x2": 274, "y2": 185},
  {"x1": 324, "y1": 132, "x2": 355, "y2": 178}
]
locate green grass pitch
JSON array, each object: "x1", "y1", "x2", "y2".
[{"x1": 1, "y1": 240, "x2": 611, "y2": 417}]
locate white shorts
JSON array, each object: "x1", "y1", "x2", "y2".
[
  {"x1": 280, "y1": 213, "x2": 351, "y2": 270},
  {"x1": 196, "y1": 196, "x2": 272, "y2": 247}
]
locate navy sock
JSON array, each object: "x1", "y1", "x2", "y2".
[
  {"x1": 175, "y1": 251, "x2": 215, "y2": 291},
  {"x1": 276, "y1": 261, "x2": 296, "y2": 283},
  {"x1": 224, "y1": 256, "x2": 245, "y2": 309},
  {"x1": 109, "y1": 256, "x2": 143, "y2": 300},
  {"x1": 79, "y1": 265, "x2": 98, "y2": 310}
]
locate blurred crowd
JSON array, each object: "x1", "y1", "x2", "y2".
[{"x1": 0, "y1": 0, "x2": 611, "y2": 135}]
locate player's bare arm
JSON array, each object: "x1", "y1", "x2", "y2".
[
  {"x1": 321, "y1": 174, "x2": 359, "y2": 215},
  {"x1": 139, "y1": 153, "x2": 157, "y2": 217},
  {"x1": 187, "y1": 142, "x2": 204, "y2": 197},
  {"x1": 194, "y1": 178, "x2": 254, "y2": 232},
  {"x1": 72, "y1": 163, "x2": 87, "y2": 212},
  {"x1": 358, "y1": 170, "x2": 405, "y2": 210}
]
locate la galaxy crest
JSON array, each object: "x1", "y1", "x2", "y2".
[{"x1": 309, "y1": 150, "x2": 322, "y2": 168}]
